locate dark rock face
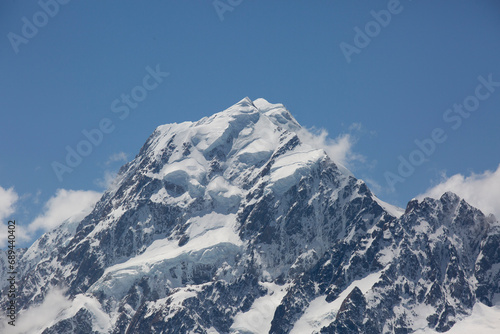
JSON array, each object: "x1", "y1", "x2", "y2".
[
  {"x1": 2, "y1": 98, "x2": 499, "y2": 333},
  {"x1": 475, "y1": 230, "x2": 500, "y2": 306},
  {"x1": 321, "y1": 287, "x2": 367, "y2": 334},
  {"x1": 42, "y1": 309, "x2": 98, "y2": 334}
]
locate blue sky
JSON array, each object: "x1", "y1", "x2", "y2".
[{"x1": 1, "y1": 0, "x2": 500, "y2": 247}]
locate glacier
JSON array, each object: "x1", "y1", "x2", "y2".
[{"x1": 1, "y1": 97, "x2": 499, "y2": 333}]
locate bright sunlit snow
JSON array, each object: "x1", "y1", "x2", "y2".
[
  {"x1": 290, "y1": 271, "x2": 382, "y2": 334},
  {"x1": 230, "y1": 282, "x2": 290, "y2": 334}
]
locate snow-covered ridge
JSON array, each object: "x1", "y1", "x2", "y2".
[
  {"x1": 5, "y1": 97, "x2": 500, "y2": 334},
  {"x1": 130, "y1": 97, "x2": 355, "y2": 206}
]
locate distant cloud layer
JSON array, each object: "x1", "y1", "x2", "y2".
[
  {"x1": 417, "y1": 164, "x2": 500, "y2": 219},
  {"x1": 6, "y1": 288, "x2": 71, "y2": 334},
  {"x1": 106, "y1": 151, "x2": 128, "y2": 165},
  {"x1": 0, "y1": 187, "x2": 101, "y2": 248},
  {"x1": 28, "y1": 189, "x2": 102, "y2": 234},
  {"x1": 0, "y1": 186, "x2": 18, "y2": 221},
  {"x1": 0, "y1": 186, "x2": 19, "y2": 248},
  {"x1": 298, "y1": 126, "x2": 365, "y2": 170}
]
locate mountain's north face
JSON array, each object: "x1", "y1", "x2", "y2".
[{"x1": 2, "y1": 98, "x2": 500, "y2": 333}]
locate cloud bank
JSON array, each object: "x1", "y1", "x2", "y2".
[
  {"x1": 28, "y1": 189, "x2": 101, "y2": 234},
  {"x1": 298, "y1": 127, "x2": 365, "y2": 169},
  {"x1": 105, "y1": 151, "x2": 128, "y2": 165},
  {"x1": 417, "y1": 164, "x2": 500, "y2": 219},
  {"x1": 6, "y1": 288, "x2": 71, "y2": 334},
  {"x1": 0, "y1": 186, "x2": 18, "y2": 221},
  {"x1": 0, "y1": 186, "x2": 20, "y2": 248}
]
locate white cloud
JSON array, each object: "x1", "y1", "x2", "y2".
[
  {"x1": 0, "y1": 286, "x2": 112, "y2": 334},
  {"x1": 28, "y1": 189, "x2": 101, "y2": 234},
  {"x1": 348, "y1": 122, "x2": 362, "y2": 132},
  {"x1": 95, "y1": 152, "x2": 128, "y2": 190},
  {"x1": 0, "y1": 186, "x2": 20, "y2": 248},
  {"x1": 0, "y1": 187, "x2": 101, "y2": 248},
  {"x1": 33, "y1": 189, "x2": 42, "y2": 205},
  {"x1": 105, "y1": 151, "x2": 128, "y2": 165},
  {"x1": 4, "y1": 287, "x2": 71, "y2": 334},
  {"x1": 298, "y1": 127, "x2": 365, "y2": 169},
  {"x1": 0, "y1": 186, "x2": 18, "y2": 221},
  {"x1": 94, "y1": 170, "x2": 119, "y2": 190},
  {"x1": 417, "y1": 164, "x2": 500, "y2": 219}
]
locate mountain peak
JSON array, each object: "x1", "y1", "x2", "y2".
[
  {"x1": 237, "y1": 96, "x2": 255, "y2": 107},
  {"x1": 5, "y1": 98, "x2": 500, "y2": 334},
  {"x1": 128, "y1": 98, "x2": 342, "y2": 209}
]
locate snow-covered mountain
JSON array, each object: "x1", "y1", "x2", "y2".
[{"x1": 2, "y1": 98, "x2": 500, "y2": 333}]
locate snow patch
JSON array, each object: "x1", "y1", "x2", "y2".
[
  {"x1": 269, "y1": 149, "x2": 325, "y2": 194},
  {"x1": 414, "y1": 302, "x2": 500, "y2": 334},
  {"x1": 230, "y1": 282, "x2": 289, "y2": 334},
  {"x1": 290, "y1": 271, "x2": 382, "y2": 334},
  {"x1": 90, "y1": 213, "x2": 243, "y2": 297},
  {"x1": 373, "y1": 196, "x2": 404, "y2": 218},
  {"x1": 206, "y1": 176, "x2": 242, "y2": 207}
]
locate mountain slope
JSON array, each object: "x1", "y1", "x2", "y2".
[{"x1": 2, "y1": 97, "x2": 499, "y2": 334}]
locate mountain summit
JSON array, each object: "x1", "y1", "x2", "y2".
[{"x1": 2, "y1": 98, "x2": 499, "y2": 333}]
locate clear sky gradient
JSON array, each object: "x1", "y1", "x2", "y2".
[{"x1": 1, "y1": 0, "x2": 499, "y2": 247}]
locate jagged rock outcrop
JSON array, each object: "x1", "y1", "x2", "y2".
[{"x1": 2, "y1": 98, "x2": 499, "y2": 333}]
